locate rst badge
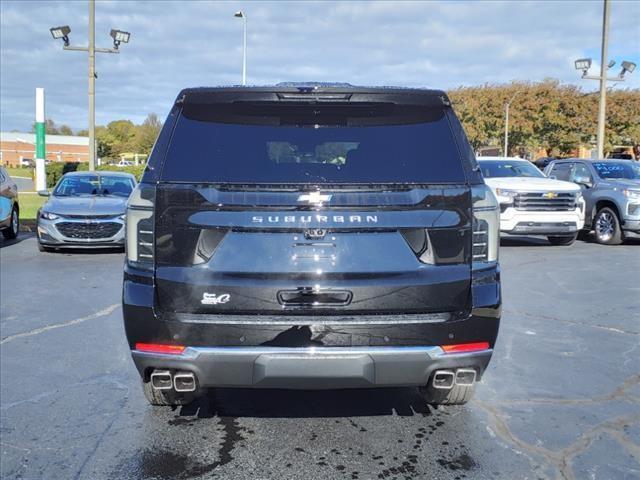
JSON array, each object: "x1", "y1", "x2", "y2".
[{"x1": 201, "y1": 293, "x2": 231, "y2": 305}]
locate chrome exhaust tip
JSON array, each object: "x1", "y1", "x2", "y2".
[
  {"x1": 455, "y1": 368, "x2": 477, "y2": 386},
  {"x1": 150, "y1": 369, "x2": 173, "y2": 390},
  {"x1": 432, "y1": 370, "x2": 455, "y2": 390},
  {"x1": 173, "y1": 371, "x2": 197, "y2": 392}
]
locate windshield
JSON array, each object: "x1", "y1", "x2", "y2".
[
  {"x1": 480, "y1": 160, "x2": 544, "y2": 179},
  {"x1": 161, "y1": 103, "x2": 466, "y2": 184},
  {"x1": 593, "y1": 162, "x2": 640, "y2": 180},
  {"x1": 54, "y1": 175, "x2": 135, "y2": 197}
]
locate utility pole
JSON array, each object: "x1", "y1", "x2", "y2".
[
  {"x1": 504, "y1": 90, "x2": 522, "y2": 157},
  {"x1": 35, "y1": 88, "x2": 46, "y2": 192},
  {"x1": 88, "y1": 0, "x2": 96, "y2": 170},
  {"x1": 49, "y1": 2, "x2": 130, "y2": 170},
  {"x1": 235, "y1": 11, "x2": 247, "y2": 85},
  {"x1": 574, "y1": 0, "x2": 635, "y2": 159},
  {"x1": 596, "y1": 0, "x2": 610, "y2": 159}
]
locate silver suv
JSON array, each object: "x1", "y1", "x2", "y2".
[{"x1": 544, "y1": 159, "x2": 640, "y2": 244}]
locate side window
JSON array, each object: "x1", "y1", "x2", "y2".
[
  {"x1": 571, "y1": 163, "x2": 592, "y2": 182},
  {"x1": 549, "y1": 163, "x2": 572, "y2": 181}
]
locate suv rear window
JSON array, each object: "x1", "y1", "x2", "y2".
[{"x1": 160, "y1": 103, "x2": 466, "y2": 184}]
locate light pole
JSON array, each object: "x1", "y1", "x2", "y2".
[
  {"x1": 504, "y1": 90, "x2": 522, "y2": 157},
  {"x1": 50, "y1": 0, "x2": 131, "y2": 170},
  {"x1": 574, "y1": 0, "x2": 635, "y2": 158},
  {"x1": 234, "y1": 11, "x2": 247, "y2": 86}
]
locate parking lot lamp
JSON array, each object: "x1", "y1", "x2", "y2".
[
  {"x1": 574, "y1": 0, "x2": 635, "y2": 159},
  {"x1": 234, "y1": 11, "x2": 247, "y2": 86},
  {"x1": 49, "y1": 0, "x2": 131, "y2": 170},
  {"x1": 503, "y1": 90, "x2": 523, "y2": 157}
]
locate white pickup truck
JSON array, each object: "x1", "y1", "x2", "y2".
[{"x1": 477, "y1": 157, "x2": 585, "y2": 245}]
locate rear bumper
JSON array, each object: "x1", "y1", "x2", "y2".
[{"x1": 131, "y1": 345, "x2": 493, "y2": 389}]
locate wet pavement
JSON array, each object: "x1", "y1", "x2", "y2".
[{"x1": 1, "y1": 234, "x2": 639, "y2": 479}]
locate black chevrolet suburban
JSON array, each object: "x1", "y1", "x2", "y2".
[{"x1": 123, "y1": 84, "x2": 501, "y2": 407}]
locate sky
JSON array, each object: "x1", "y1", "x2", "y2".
[{"x1": 1, "y1": 0, "x2": 638, "y2": 132}]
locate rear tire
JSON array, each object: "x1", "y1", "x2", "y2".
[
  {"x1": 594, "y1": 207, "x2": 623, "y2": 245},
  {"x1": 547, "y1": 234, "x2": 577, "y2": 246},
  {"x1": 2, "y1": 206, "x2": 18, "y2": 239},
  {"x1": 419, "y1": 382, "x2": 475, "y2": 406},
  {"x1": 142, "y1": 379, "x2": 195, "y2": 407}
]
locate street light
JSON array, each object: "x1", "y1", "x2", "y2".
[
  {"x1": 110, "y1": 29, "x2": 130, "y2": 50},
  {"x1": 50, "y1": 0, "x2": 131, "y2": 170},
  {"x1": 234, "y1": 10, "x2": 247, "y2": 86},
  {"x1": 574, "y1": 0, "x2": 635, "y2": 159},
  {"x1": 50, "y1": 26, "x2": 71, "y2": 46},
  {"x1": 504, "y1": 90, "x2": 523, "y2": 157},
  {"x1": 574, "y1": 58, "x2": 592, "y2": 75},
  {"x1": 621, "y1": 61, "x2": 636, "y2": 76}
]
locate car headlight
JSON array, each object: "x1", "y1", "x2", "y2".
[
  {"x1": 623, "y1": 189, "x2": 640, "y2": 200},
  {"x1": 494, "y1": 188, "x2": 518, "y2": 203},
  {"x1": 40, "y1": 211, "x2": 60, "y2": 220}
]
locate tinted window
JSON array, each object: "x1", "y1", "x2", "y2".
[
  {"x1": 549, "y1": 163, "x2": 572, "y2": 181},
  {"x1": 480, "y1": 160, "x2": 544, "y2": 178},
  {"x1": 593, "y1": 162, "x2": 640, "y2": 180},
  {"x1": 161, "y1": 104, "x2": 466, "y2": 184},
  {"x1": 54, "y1": 175, "x2": 134, "y2": 197}
]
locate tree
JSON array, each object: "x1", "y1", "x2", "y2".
[
  {"x1": 134, "y1": 113, "x2": 163, "y2": 155},
  {"x1": 448, "y1": 81, "x2": 640, "y2": 159},
  {"x1": 31, "y1": 118, "x2": 60, "y2": 135},
  {"x1": 58, "y1": 124, "x2": 73, "y2": 136}
]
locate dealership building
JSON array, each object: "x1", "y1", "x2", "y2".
[{"x1": 0, "y1": 131, "x2": 89, "y2": 167}]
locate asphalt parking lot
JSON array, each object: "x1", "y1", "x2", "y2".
[{"x1": 1, "y1": 234, "x2": 639, "y2": 480}]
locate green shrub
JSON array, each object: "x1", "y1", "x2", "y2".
[
  {"x1": 96, "y1": 164, "x2": 145, "y2": 180},
  {"x1": 46, "y1": 162, "x2": 88, "y2": 188}
]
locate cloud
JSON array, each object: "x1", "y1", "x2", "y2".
[{"x1": 1, "y1": 0, "x2": 638, "y2": 131}]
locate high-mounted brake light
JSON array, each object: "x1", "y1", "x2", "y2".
[
  {"x1": 135, "y1": 343, "x2": 186, "y2": 355},
  {"x1": 441, "y1": 342, "x2": 490, "y2": 354}
]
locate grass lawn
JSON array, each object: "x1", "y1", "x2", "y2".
[
  {"x1": 19, "y1": 193, "x2": 46, "y2": 221},
  {"x1": 6, "y1": 167, "x2": 34, "y2": 178}
]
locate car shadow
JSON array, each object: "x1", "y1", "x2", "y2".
[
  {"x1": 500, "y1": 235, "x2": 551, "y2": 247},
  {"x1": 0, "y1": 231, "x2": 36, "y2": 248},
  {"x1": 177, "y1": 387, "x2": 434, "y2": 419}
]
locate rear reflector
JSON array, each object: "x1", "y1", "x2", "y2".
[
  {"x1": 441, "y1": 342, "x2": 490, "y2": 354},
  {"x1": 135, "y1": 343, "x2": 186, "y2": 355}
]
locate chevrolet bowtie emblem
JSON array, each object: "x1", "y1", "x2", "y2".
[
  {"x1": 297, "y1": 192, "x2": 332, "y2": 204},
  {"x1": 543, "y1": 192, "x2": 558, "y2": 199}
]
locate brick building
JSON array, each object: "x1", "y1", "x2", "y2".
[{"x1": 0, "y1": 131, "x2": 89, "y2": 167}]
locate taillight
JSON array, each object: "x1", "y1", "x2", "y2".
[
  {"x1": 471, "y1": 185, "x2": 499, "y2": 266},
  {"x1": 126, "y1": 184, "x2": 155, "y2": 270},
  {"x1": 441, "y1": 342, "x2": 490, "y2": 353},
  {"x1": 135, "y1": 343, "x2": 185, "y2": 355}
]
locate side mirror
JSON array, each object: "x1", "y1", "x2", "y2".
[
  {"x1": 549, "y1": 175, "x2": 557, "y2": 180},
  {"x1": 574, "y1": 176, "x2": 592, "y2": 188},
  {"x1": 37, "y1": 190, "x2": 50, "y2": 197}
]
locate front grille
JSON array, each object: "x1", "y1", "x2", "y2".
[
  {"x1": 62, "y1": 214, "x2": 119, "y2": 220},
  {"x1": 56, "y1": 221, "x2": 122, "y2": 239},
  {"x1": 514, "y1": 192, "x2": 577, "y2": 212}
]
